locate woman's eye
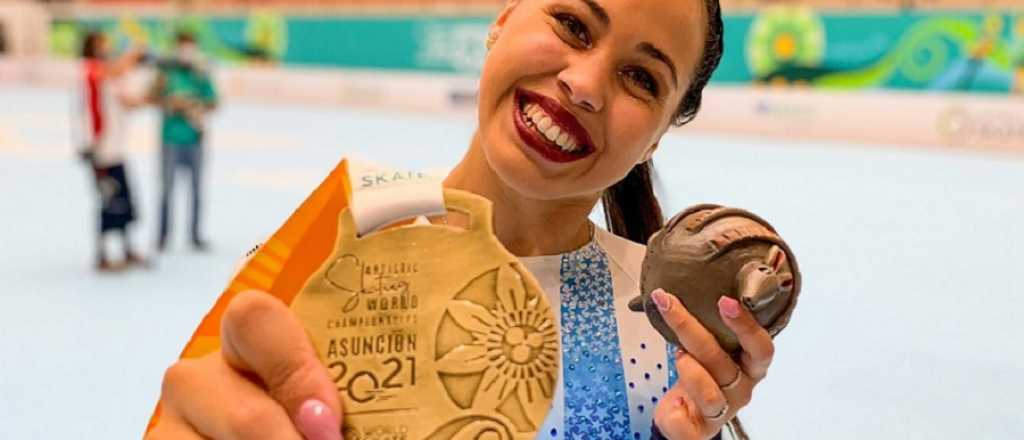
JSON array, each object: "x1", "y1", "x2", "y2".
[
  {"x1": 622, "y1": 67, "x2": 660, "y2": 97},
  {"x1": 555, "y1": 13, "x2": 592, "y2": 47}
]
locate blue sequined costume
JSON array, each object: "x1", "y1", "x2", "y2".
[{"x1": 520, "y1": 228, "x2": 680, "y2": 440}]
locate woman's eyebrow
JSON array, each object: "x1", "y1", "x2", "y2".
[
  {"x1": 578, "y1": 0, "x2": 610, "y2": 27},
  {"x1": 637, "y1": 42, "x2": 679, "y2": 88},
  {"x1": 575, "y1": 1, "x2": 678, "y2": 89}
]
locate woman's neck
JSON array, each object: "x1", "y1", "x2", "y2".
[{"x1": 444, "y1": 132, "x2": 598, "y2": 257}]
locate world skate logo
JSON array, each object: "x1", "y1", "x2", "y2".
[
  {"x1": 357, "y1": 170, "x2": 430, "y2": 190},
  {"x1": 324, "y1": 254, "x2": 420, "y2": 313}
]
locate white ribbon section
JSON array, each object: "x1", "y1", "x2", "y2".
[{"x1": 347, "y1": 160, "x2": 447, "y2": 237}]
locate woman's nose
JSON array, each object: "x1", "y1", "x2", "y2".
[{"x1": 557, "y1": 62, "x2": 606, "y2": 113}]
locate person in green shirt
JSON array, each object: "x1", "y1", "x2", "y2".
[{"x1": 150, "y1": 31, "x2": 218, "y2": 251}]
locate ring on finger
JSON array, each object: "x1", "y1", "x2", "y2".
[
  {"x1": 720, "y1": 366, "x2": 743, "y2": 391},
  {"x1": 706, "y1": 403, "x2": 730, "y2": 422}
]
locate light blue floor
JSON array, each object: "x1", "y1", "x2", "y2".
[{"x1": 1, "y1": 84, "x2": 1022, "y2": 439}]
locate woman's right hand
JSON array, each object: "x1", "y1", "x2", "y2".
[{"x1": 146, "y1": 291, "x2": 344, "y2": 440}]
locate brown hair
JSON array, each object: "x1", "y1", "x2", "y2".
[
  {"x1": 81, "y1": 31, "x2": 104, "y2": 60},
  {"x1": 602, "y1": 0, "x2": 724, "y2": 244},
  {"x1": 602, "y1": 160, "x2": 663, "y2": 243}
]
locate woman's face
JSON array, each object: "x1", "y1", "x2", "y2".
[{"x1": 476, "y1": 0, "x2": 706, "y2": 201}]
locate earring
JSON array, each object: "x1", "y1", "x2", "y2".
[{"x1": 486, "y1": 31, "x2": 498, "y2": 50}]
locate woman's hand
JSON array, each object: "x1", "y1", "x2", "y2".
[
  {"x1": 146, "y1": 291, "x2": 344, "y2": 440},
  {"x1": 651, "y1": 289, "x2": 774, "y2": 440}
]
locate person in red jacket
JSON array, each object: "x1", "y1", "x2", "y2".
[{"x1": 79, "y1": 31, "x2": 147, "y2": 271}]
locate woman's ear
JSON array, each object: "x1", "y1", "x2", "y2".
[
  {"x1": 640, "y1": 142, "x2": 660, "y2": 164},
  {"x1": 488, "y1": 0, "x2": 521, "y2": 49}
]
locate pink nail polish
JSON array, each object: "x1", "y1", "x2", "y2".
[
  {"x1": 718, "y1": 296, "x2": 741, "y2": 319},
  {"x1": 297, "y1": 399, "x2": 342, "y2": 440},
  {"x1": 651, "y1": 289, "x2": 672, "y2": 313}
]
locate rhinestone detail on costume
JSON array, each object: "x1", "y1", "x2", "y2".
[{"x1": 560, "y1": 242, "x2": 631, "y2": 439}]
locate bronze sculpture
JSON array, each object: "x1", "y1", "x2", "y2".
[{"x1": 630, "y1": 204, "x2": 801, "y2": 353}]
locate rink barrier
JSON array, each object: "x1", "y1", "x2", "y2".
[
  {"x1": 689, "y1": 86, "x2": 1024, "y2": 154},
  {"x1": 1, "y1": 57, "x2": 1021, "y2": 154},
  {"x1": 44, "y1": 10, "x2": 1024, "y2": 94}
]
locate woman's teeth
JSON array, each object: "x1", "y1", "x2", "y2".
[{"x1": 522, "y1": 103, "x2": 580, "y2": 152}]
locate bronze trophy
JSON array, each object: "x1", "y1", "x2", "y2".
[{"x1": 630, "y1": 205, "x2": 801, "y2": 353}]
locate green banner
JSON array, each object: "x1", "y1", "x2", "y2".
[
  {"x1": 730, "y1": 8, "x2": 1024, "y2": 93},
  {"x1": 51, "y1": 8, "x2": 1024, "y2": 94}
]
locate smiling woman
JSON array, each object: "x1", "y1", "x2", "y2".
[
  {"x1": 148, "y1": 2, "x2": 776, "y2": 440},
  {"x1": 464, "y1": 0, "x2": 723, "y2": 246}
]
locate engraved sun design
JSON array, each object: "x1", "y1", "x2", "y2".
[{"x1": 435, "y1": 265, "x2": 559, "y2": 430}]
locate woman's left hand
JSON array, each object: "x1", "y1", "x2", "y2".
[{"x1": 650, "y1": 289, "x2": 775, "y2": 440}]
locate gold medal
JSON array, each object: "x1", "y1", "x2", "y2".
[
  {"x1": 291, "y1": 189, "x2": 559, "y2": 439},
  {"x1": 143, "y1": 160, "x2": 559, "y2": 438}
]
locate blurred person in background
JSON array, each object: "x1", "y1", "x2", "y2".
[
  {"x1": 150, "y1": 31, "x2": 218, "y2": 252},
  {"x1": 78, "y1": 30, "x2": 148, "y2": 272}
]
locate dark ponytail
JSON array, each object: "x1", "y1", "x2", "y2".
[{"x1": 602, "y1": 161, "x2": 664, "y2": 244}]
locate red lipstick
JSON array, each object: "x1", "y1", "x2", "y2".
[{"x1": 513, "y1": 88, "x2": 596, "y2": 164}]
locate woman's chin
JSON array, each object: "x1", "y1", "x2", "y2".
[{"x1": 485, "y1": 144, "x2": 578, "y2": 201}]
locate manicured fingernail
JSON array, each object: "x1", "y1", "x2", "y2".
[
  {"x1": 297, "y1": 399, "x2": 342, "y2": 440},
  {"x1": 651, "y1": 289, "x2": 672, "y2": 313},
  {"x1": 718, "y1": 296, "x2": 741, "y2": 319}
]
